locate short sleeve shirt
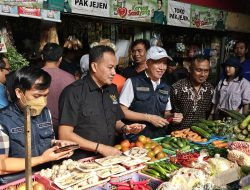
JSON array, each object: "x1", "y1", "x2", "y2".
[
  {"x1": 212, "y1": 77, "x2": 250, "y2": 112},
  {"x1": 59, "y1": 75, "x2": 124, "y2": 158},
  {"x1": 170, "y1": 78, "x2": 214, "y2": 129}
]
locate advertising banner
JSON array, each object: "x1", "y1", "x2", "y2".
[
  {"x1": 110, "y1": 0, "x2": 167, "y2": 24},
  {"x1": 18, "y1": 6, "x2": 41, "y2": 19},
  {"x1": 71, "y1": 0, "x2": 109, "y2": 17},
  {"x1": 225, "y1": 12, "x2": 240, "y2": 32},
  {"x1": 41, "y1": 9, "x2": 61, "y2": 22},
  {"x1": 0, "y1": 4, "x2": 18, "y2": 17},
  {"x1": 167, "y1": 0, "x2": 190, "y2": 27},
  {"x1": 0, "y1": 0, "x2": 43, "y2": 8},
  {"x1": 191, "y1": 5, "x2": 227, "y2": 30}
]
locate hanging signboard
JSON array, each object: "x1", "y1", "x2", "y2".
[
  {"x1": 110, "y1": 0, "x2": 165, "y2": 24},
  {"x1": 0, "y1": 4, "x2": 18, "y2": 17},
  {"x1": 71, "y1": 0, "x2": 109, "y2": 17},
  {"x1": 0, "y1": 0, "x2": 43, "y2": 8},
  {"x1": 225, "y1": 12, "x2": 240, "y2": 32},
  {"x1": 235, "y1": 13, "x2": 250, "y2": 33},
  {"x1": 190, "y1": 5, "x2": 227, "y2": 30},
  {"x1": 167, "y1": 0, "x2": 190, "y2": 27},
  {"x1": 41, "y1": 9, "x2": 61, "y2": 22},
  {"x1": 43, "y1": 0, "x2": 65, "y2": 11},
  {"x1": 18, "y1": 7, "x2": 41, "y2": 18}
]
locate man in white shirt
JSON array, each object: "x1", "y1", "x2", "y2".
[{"x1": 120, "y1": 46, "x2": 183, "y2": 139}]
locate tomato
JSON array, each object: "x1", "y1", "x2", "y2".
[
  {"x1": 33, "y1": 183, "x2": 45, "y2": 190},
  {"x1": 146, "y1": 137, "x2": 152, "y2": 143},
  {"x1": 121, "y1": 146, "x2": 129, "y2": 152},
  {"x1": 114, "y1": 144, "x2": 122, "y2": 150},
  {"x1": 153, "y1": 145, "x2": 163, "y2": 155},
  {"x1": 147, "y1": 150, "x2": 155, "y2": 158},
  {"x1": 143, "y1": 143, "x2": 152, "y2": 149},
  {"x1": 121, "y1": 140, "x2": 130, "y2": 148},
  {"x1": 156, "y1": 152, "x2": 166, "y2": 160},
  {"x1": 138, "y1": 135, "x2": 147, "y2": 144},
  {"x1": 135, "y1": 141, "x2": 144, "y2": 148}
]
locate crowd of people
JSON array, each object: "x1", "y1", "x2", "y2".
[{"x1": 0, "y1": 37, "x2": 250, "y2": 184}]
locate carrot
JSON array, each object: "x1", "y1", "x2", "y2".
[
  {"x1": 212, "y1": 140, "x2": 224, "y2": 145},
  {"x1": 214, "y1": 142, "x2": 228, "y2": 148}
]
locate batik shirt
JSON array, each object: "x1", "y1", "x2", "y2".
[{"x1": 170, "y1": 78, "x2": 214, "y2": 130}]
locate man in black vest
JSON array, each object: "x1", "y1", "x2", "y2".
[{"x1": 120, "y1": 46, "x2": 183, "y2": 139}]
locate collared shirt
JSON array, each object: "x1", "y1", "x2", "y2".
[
  {"x1": 120, "y1": 72, "x2": 172, "y2": 110},
  {"x1": 212, "y1": 77, "x2": 250, "y2": 113},
  {"x1": 0, "y1": 83, "x2": 9, "y2": 109},
  {"x1": 59, "y1": 74, "x2": 124, "y2": 159},
  {"x1": 170, "y1": 78, "x2": 214, "y2": 129}
]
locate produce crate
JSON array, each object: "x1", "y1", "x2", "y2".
[
  {"x1": 0, "y1": 174, "x2": 59, "y2": 190},
  {"x1": 103, "y1": 172, "x2": 163, "y2": 190}
]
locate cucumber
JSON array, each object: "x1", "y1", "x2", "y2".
[
  {"x1": 219, "y1": 108, "x2": 243, "y2": 122},
  {"x1": 176, "y1": 139, "x2": 184, "y2": 148},
  {"x1": 248, "y1": 124, "x2": 250, "y2": 132},
  {"x1": 181, "y1": 145, "x2": 190, "y2": 151},
  {"x1": 245, "y1": 138, "x2": 250, "y2": 142},
  {"x1": 234, "y1": 125, "x2": 242, "y2": 134},
  {"x1": 199, "y1": 119, "x2": 216, "y2": 127},
  {"x1": 170, "y1": 142, "x2": 180, "y2": 149},
  {"x1": 161, "y1": 143, "x2": 175, "y2": 151},
  {"x1": 193, "y1": 123, "x2": 213, "y2": 134},
  {"x1": 228, "y1": 110, "x2": 246, "y2": 120},
  {"x1": 240, "y1": 115, "x2": 250, "y2": 129},
  {"x1": 237, "y1": 134, "x2": 246, "y2": 141},
  {"x1": 191, "y1": 126, "x2": 211, "y2": 139},
  {"x1": 242, "y1": 129, "x2": 249, "y2": 135}
]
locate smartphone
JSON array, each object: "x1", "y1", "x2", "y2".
[{"x1": 54, "y1": 144, "x2": 80, "y2": 153}]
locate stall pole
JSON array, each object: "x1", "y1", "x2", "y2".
[{"x1": 24, "y1": 106, "x2": 32, "y2": 190}]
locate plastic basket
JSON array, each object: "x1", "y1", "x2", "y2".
[{"x1": 0, "y1": 174, "x2": 59, "y2": 190}]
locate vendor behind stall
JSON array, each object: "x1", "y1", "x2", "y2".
[
  {"x1": 0, "y1": 67, "x2": 75, "y2": 184},
  {"x1": 210, "y1": 56, "x2": 250, "y2": 119}
]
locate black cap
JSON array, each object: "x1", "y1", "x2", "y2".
[{"x1": 223, "y1": 56, "x2": 241, "y2": 68}]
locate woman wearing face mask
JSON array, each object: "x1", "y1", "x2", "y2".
[
  {"x1": 0, "y1": 66, "x2": 77, "y2": 184},
  {"x1": 210, "y1": 56, "x2": 250, "y2": 119}
]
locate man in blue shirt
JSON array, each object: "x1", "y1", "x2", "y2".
[
  {"x1": 235, "y1": 40, "x2": 250, "y2": 81},
  {"x1": 0, "y1": 55, "x2": 10, "y2": 109}
]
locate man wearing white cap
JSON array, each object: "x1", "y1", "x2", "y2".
[{"x1": 120, "y1": 46, "x2": 183, "y2": 139}]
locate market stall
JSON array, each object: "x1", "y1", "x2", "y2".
[{"x1": 1, "y1": 112, "x2": 250, "y2": 190}]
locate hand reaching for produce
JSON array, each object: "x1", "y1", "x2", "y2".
[
  {"x1": 40, "y1": 146, "x2": 74, "y2": 163},
  {"x1": 97, "y1": 144, "x2": 121, "y2": 157},
  {"x1": 125, "y1": 123, "x2": 146, "y2": 134},
  {"x1": 172, "y1": 113, "x2": 183, "y2": 123},
  {"x1": 147, "y1": 114, "x2": 169, "y2": 128}
]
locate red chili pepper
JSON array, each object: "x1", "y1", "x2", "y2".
[
  {"x1": 167, "y1": 117, "x2": 173, "y2": 123},
  {"x1": 130, "y1": 180, "x2": 149, "y2": 185},
  {"x1": 117, "y1": 186, "x2": 131, "y2": 190},
  {"x1": 110, "y1": 181, "x2": 130, "y2": 186}
]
